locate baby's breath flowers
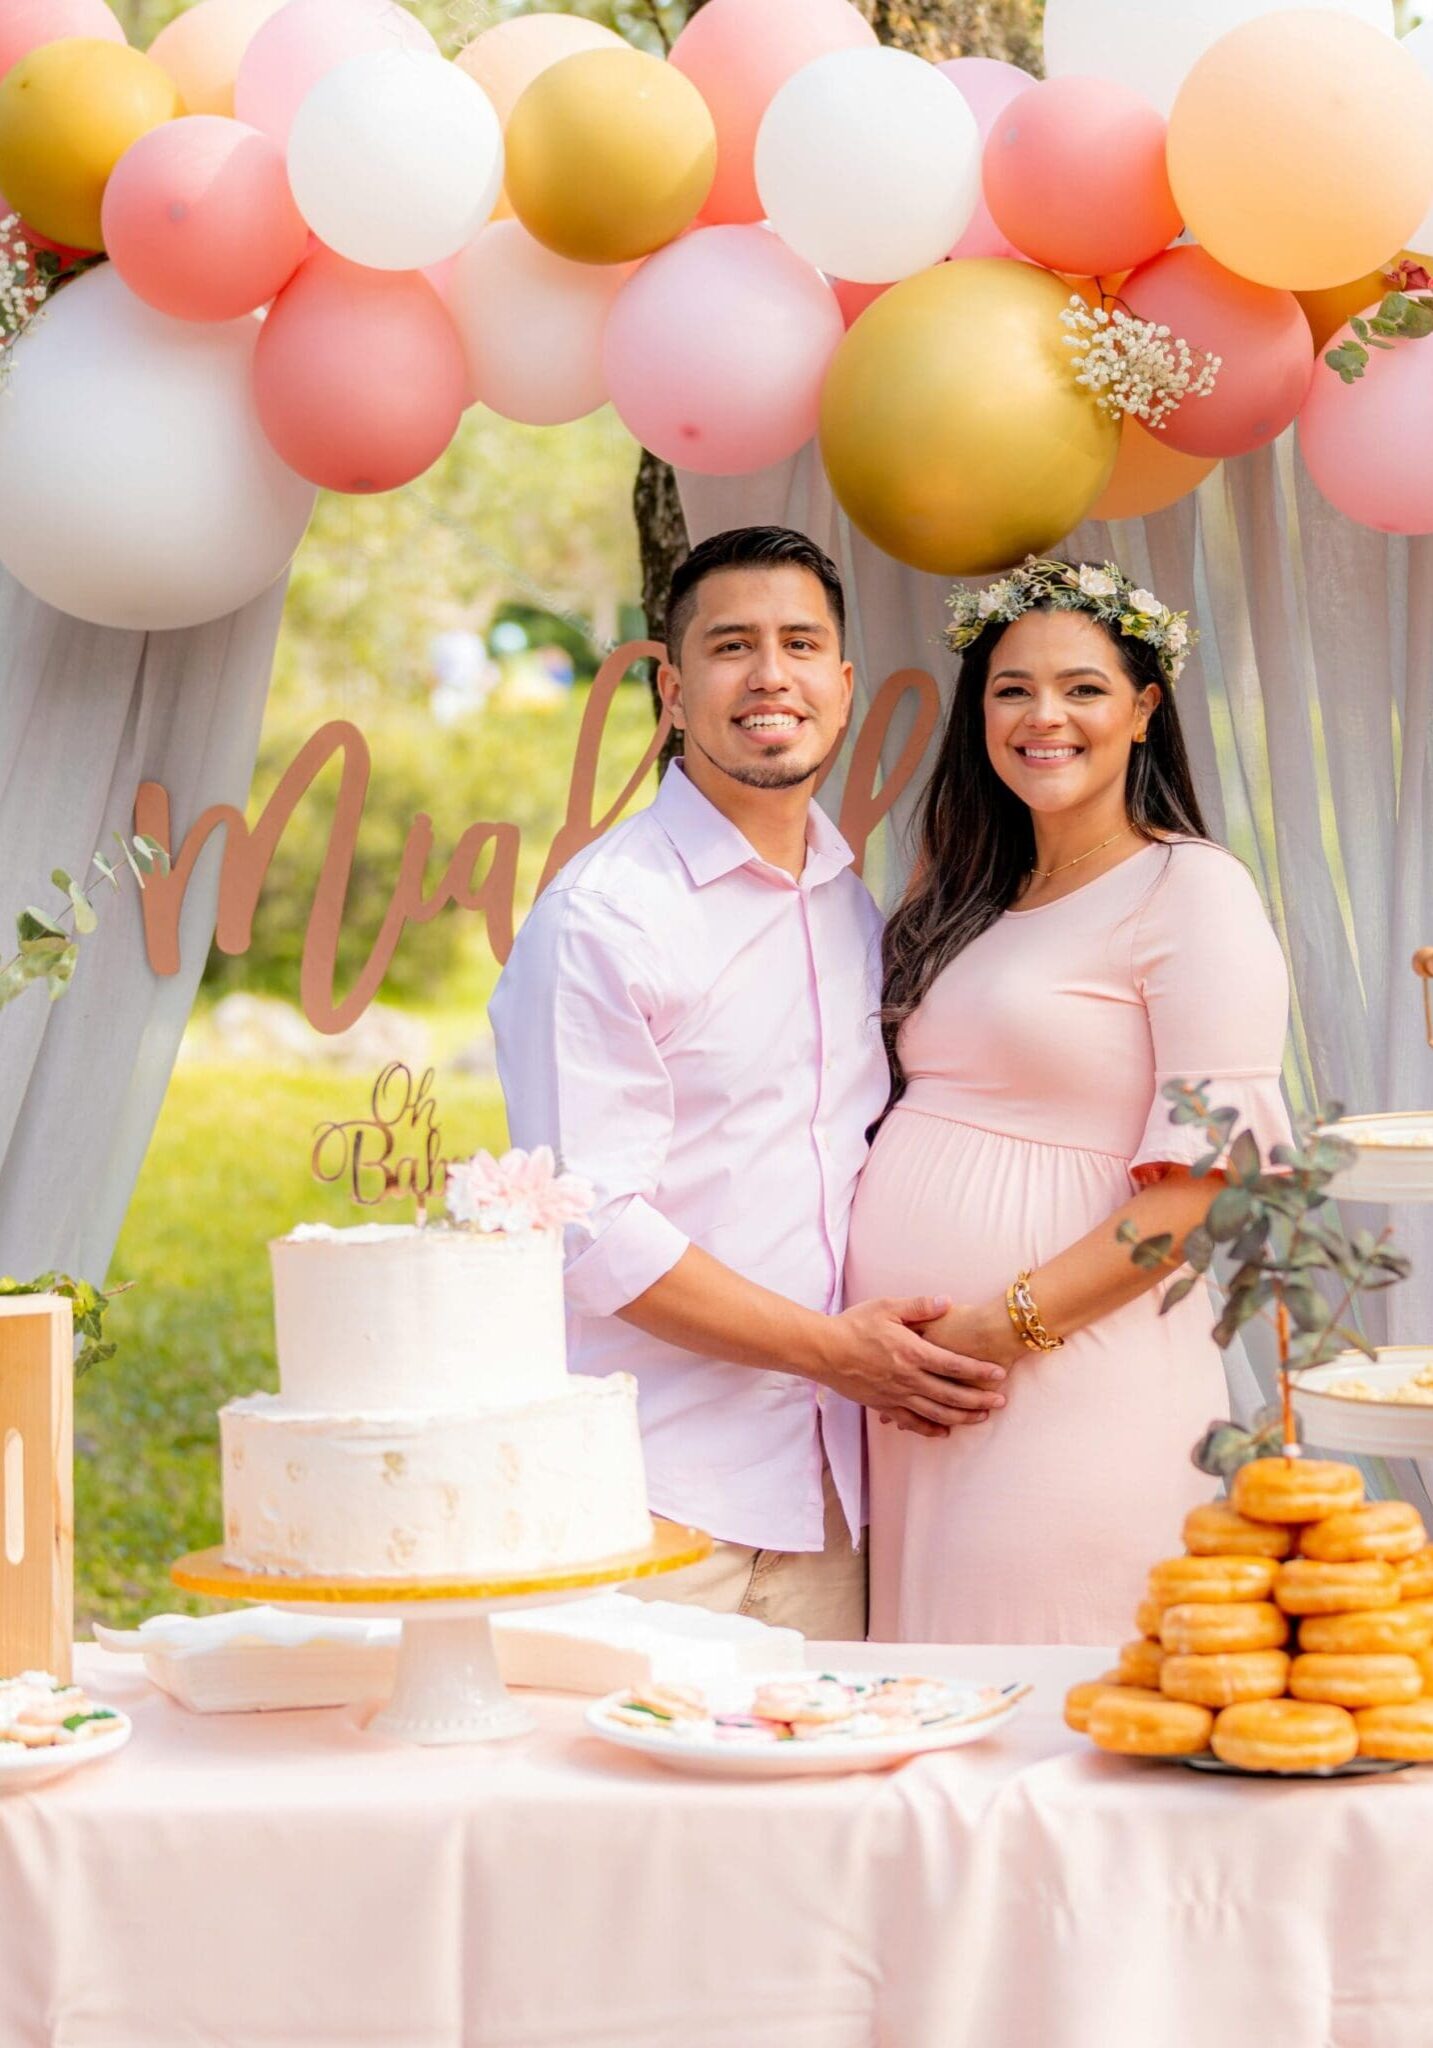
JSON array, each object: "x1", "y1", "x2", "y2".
[
  {"x1": 945, "y1": 557, "x2": 1197, "y2": 686},
  {"x1": 0, "y1": 215, "x2": 53, "y2": 374},
  {"x1": 1061, "y1": 295, "x2": 1221, "y2": 432}
]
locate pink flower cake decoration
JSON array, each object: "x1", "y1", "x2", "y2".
[{"x1": 443, "y1": 1145, "x2": 594, "y2": 1234}]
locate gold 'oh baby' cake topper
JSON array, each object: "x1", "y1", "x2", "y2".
[{"x1": 311, "y1": 1061, "x2": 446, "y2": 1224}]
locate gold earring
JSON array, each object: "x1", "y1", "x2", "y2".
[{"x1": 1134, "y1": 729, "x2": 1147, "y2": 745}]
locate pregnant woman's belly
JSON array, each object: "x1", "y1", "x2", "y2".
[{"x1": 846, "y1": 1105, "x2": 1225, "y2": 1645}]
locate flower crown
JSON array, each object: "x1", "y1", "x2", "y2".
[{"x1": 944, "y1": 558, "x2": 1196, "y2": 687}]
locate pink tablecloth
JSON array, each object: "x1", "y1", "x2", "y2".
[{"x1": 2, "y1": 1641, "x2": 1432, "y2": 2048}]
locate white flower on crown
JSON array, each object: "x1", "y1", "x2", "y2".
[
  {"x1": 976, "y1": 587, "x2": 1005, "y2": 618},
  {"x1": 1167, "y1": 618, "x2": 1190, "y2": 652},
  {"x1": 1128, "y1": 589, "x2": 1162, "y2": 617},
  {"x1": 1077, "y1": 566, "x2": 1118, "y2": 599},
  {"x1": 444, "y1": 1146, "x2": 594, "y2": 1234}
]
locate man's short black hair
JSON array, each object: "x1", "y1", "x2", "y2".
[{"x1": 664, "y1": 525, "x2": 847, "y2": 663}]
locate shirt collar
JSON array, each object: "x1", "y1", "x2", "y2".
[{"x1": 653, "y1": 759, "x2": 856, "y2": 891}]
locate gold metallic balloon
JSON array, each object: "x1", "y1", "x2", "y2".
[
  {"x1": 0, "y1": 37, "x2": 181, "y2": 250},
  {"x1": 505, "y1": 45, "x2": 716, "y2": 266},
  {"x1": 819, "y1": 258, "x2": 1119, "y2": 577}
]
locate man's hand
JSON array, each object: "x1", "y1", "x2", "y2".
[{"x1": 814, "y1": 1294, "x2": 1007, "y2": 1437}]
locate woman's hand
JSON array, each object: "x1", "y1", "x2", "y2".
[{"x1": 876, "y1": 1299, "x2": 1018, "y2": 1433}]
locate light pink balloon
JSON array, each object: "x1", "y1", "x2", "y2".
[
  {"x1": 234, "y1": 0, "x2": 436, "y2": 147},
  {"x1": 0, "y1": 0, "x2": 122, "y2": 81},
  {"x1": 253, "y1": 246, "x2": 466, "y2": 491},
  {"x1": 102, "y1": 116, "x2": 308, "y2": 321},
  {"x1": 936, "y1": 56, "x2": 1031, "y2": 261},
  {"x1": 450, "y1": 221, "x2": 632, "y2": 427},
  {"x1": 1122, "y1": 245, "x2": 1314, "y2": 458},
  {"x1": 1300, "y1": 313, "x2": 1433, "y2": 533},
  {"x1": 669, "y1": 0, "x2": 876, "y2": 226},
  {"x1": 603, "y1": 225, "x2": 843, "y2": 476},
  {"x1": 984, "y1": 76, "x2": 1183, "y2": 277}
]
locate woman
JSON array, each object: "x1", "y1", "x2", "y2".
[{"x1": 845, "y1": 558, "x2": 1291, "y2": 1645}]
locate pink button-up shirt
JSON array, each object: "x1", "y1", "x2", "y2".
[{"x1": 489, "y1": 761, "x2": 889, "y2": 1553}]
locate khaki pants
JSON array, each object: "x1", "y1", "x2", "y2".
[{"x1": 627, "y1": 1459, "x2": 868, "y2": 1642}]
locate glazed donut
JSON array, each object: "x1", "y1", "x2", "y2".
[
  {"x1": 1117, "y1": 1638, "x2": 1168, "y2": 1688},
  {"x1": 1134, "y1": 1597, "x2": 1164, "y2": 1640},
  {"x1": 1064, "y1": 1680, "x2": 1160, "y2": 1734},
  {"x1": 1159, "y1": 1650, "x2": 1290, "y2": 1708},
  {"x1": 1298, "y1": 1606, "x2": 1433, "y2": 1656},
  {"x1": 1211, "y1": 1698, "x2": 1357, "y2": 1773},
  {"x1": 1274, "y1": 1558, "x2": 1399, "y2": 1616},
  {"x1": 1159, "y1": 1601, "x2": 1287, "y2": 1655},
  {"x1": 1417, "y1": 1646, "x2": 1433, "y2": 1697},
  {"x1": 1299, "y1": 1502, "x2": 1427, "y2": 1564},
  {"x1": 1356, "y1": 1700, "x2": 1433, "y2": 1760},
  {"x1": 1232, "y1": 1458, "x2": 1363, "y2": 1526},
  {"x1": 1148, "y1": 1555, "x2": 1277, "y2": 1606},
  {"x1": 1395, "y1": 1546, "x2": 1433, "y2": 1601},
  {"x1": 1183, "y1": 1501, "x2": 1294, "y2": 1560},
  {"x1": 1288, "y1": 1652, "x2": 1423, "y2": 1708},
  {"x1": 1087, "y1": 1691, "x2": 1213, "y2": 1757}
]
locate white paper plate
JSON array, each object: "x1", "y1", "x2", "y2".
[
  {"x1": 0, "y1": 1713, "x2": 131, "y2": 1793},
  {"x1": 1293, "y1": 1348, "x2": 1433, "y2": 1457},
  {"x1": 585, "y1": 1670, "x2": 1026, "y2": 1778},
  {"x1": 1323, "y1": 1113, "x2": 1433, "y2": 1204}
]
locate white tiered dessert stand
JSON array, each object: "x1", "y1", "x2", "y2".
[{"x1": 172, "y1": 1519, "x2": 711, "y2": 1745}]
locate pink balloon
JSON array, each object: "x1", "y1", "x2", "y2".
[
  {"x1": 1300, "y1": 314, "x2": 1433, "y2": 533},
  {"x1": 936, "y1": 56, "x2": 1031, "y2": 262},
  {"x1": 102, "y1": 116, "x2": 308, "y2": 321},
  {"x1": 1121, "y1": 245, "x2": 1314, "y2": 459},
  {"x1": 603, "y1": 225, "x2": 843, "y2": 476},
  {"x1": 234, "y1": 0, "x2": 436, "y2": 147},
  {"x1": 670, "y1": 0, "x2": 876, "y2": 226},
  {"x1": 0, "y1": 0, "x2": 122, "y2": 81},
  {"x1": 253, "y1": 246, "x2": 466, "y2": 491},
  {"x1": 983, "y1": 77, "x2": 1182, "y2": 277}
]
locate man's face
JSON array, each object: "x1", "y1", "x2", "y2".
[{"x1": 657, "y1": 565, "x2": 854, "y2": 792}]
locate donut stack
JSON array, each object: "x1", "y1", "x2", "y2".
[{"x1": 1066, "y1": 1458, "x2": 1433, "y2": 1773}]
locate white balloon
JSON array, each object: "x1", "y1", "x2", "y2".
[
  {"x1": 1401, "y1": 21, "x2": 1433, "y2": 253},
  {"x1": 1044, "y1": 0, "x2": 1396, "y2": 118},
  {"x1": 754, "y1": 47, "x2": 980, "y2": 285},
  {"x1": 449, "y1": 221, "x2": 633, "y2": 427},
  {"x1": 288, "y1": 50, "x2": 503, "y2": 271},
  {"x1": 0, "y1": 267, "x2": 315, "y2": 631}
]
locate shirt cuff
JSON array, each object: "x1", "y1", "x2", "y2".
[{"x1": 564, "y1": 1197, "x2": 690, "y2": 1317}]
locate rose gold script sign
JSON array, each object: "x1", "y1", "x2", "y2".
[
  {"x1": 312, "y1": 1061, "x2": 445, "y2": 1210},
  {"x1": 133, "y1": 641, "x2": 940, "y2": 1036}
]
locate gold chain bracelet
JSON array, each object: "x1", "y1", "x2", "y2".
[{"x1": 1006, "y1": 1270, "x2": 1064, "y2": 1353}]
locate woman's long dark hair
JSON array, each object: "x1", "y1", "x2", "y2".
[{"x1": 881, "y1": 572, "x2": 1210, "y2": 1090}]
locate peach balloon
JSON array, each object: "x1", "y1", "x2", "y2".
[
  {"x1": 102, "y1": 115, "x2": 307, "y2": 320},
  {"x1": 1167, "y1": 11, "x2": 1433, "y2": 290},
  {"x1": 454, "y1": 11, "x2": 622, "y2": 126},
  {"x1": 147, "y1": 0, "x2": 289, "y2": 117},
  {"x1": 984, "y1": 77, "x2": 1182, "y2": 277},
  {"x1": 1300, "y1": 314, "x2": 1433, "y2": 531},
  {"x1": 0, "y1": 0, "x2": 122, "y2": 82},
  {"x1": 0, "y1": 37, "x2": 182, "y2": 249},
  {"x1": 603, "y1": 224, "x2": 843, "y2": 475},
  {"x1": 253, "y1": 247, "x2": 466, "y2": 492},
  {"x1": 449, "y1": 220, "x2": 632, "y2": 425},
  {"x1": 1090, "y1": 419, "x2": 1218, "y2": 520},
  {"x1": 1121, "y1": 245, "x2": 1314, "y2": 457},
  {"x1": 506, "y1": 46, "x2": 715, "y2": 265},
  {"x1": 669, "y1": 0, "x2": 876, "y2": 226},
  {"x1": 938, "y1": 56, "x2": 1031, "y2": 261},
  {"x1": 234, "y1": 0, "x2": 436, "y2": 149}
]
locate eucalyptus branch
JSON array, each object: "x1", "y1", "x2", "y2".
[
  {"x1": 1324, "y1": 271, "x2": 1433, "y2": 384},
  {"x1": 0, "y1": 834, "x2": 169, "y2": 1014}
]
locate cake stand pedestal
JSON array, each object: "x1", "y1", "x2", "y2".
[{"x1": 172, "y1": 1519, "x2": 712, "y2": 1746}]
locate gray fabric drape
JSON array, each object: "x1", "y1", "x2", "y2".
[
  {"x1": 679, "y1": 436, "x2": 1433, "y2": 1476},
  {"x1": 0, "y1": 566, "x2": 287, "y2": 1284}
]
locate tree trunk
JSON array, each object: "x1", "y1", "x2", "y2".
[{"x1": 634, "y1": 0, "x2": 1045, "y2": 731}]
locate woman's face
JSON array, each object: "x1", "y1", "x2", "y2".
[{"x1": 982, "y1": 609, "x2": 1161, "y2": 818}]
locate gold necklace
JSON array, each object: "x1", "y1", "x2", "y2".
[{"x1": 1028, "y1": 826, "x2": 1133, "y2": 881}]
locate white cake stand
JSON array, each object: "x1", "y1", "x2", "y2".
[{"x1": 172, "y1": 1520, "x2": 711, "y2": 1745}]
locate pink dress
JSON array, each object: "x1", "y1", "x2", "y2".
[{"x1": 845, "y1": 840, "x2": 1292, "y2": 1646}]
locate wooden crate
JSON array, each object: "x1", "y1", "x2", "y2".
[{"x1": 0, "y1": 1297, "x2": 73, "y2": 1684}]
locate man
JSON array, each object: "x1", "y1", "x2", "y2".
[{"x1": 490, "y1": 526, "x2": 1004, "y2": 1640}]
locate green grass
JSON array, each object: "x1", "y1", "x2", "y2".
[{"x1": 75, "y1": 1060, "x2": 509, "y2": 1630}]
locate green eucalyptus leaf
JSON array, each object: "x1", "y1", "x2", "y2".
[
  {"x1": 49, "y1": 869, "x2": 73, "y2": 893},
  {"x1": 1206, "y1": 1185, "x2": 1253, "y2": 1241},
  {"x1": 1183, "y1": 1223, "x2": 1214, "y2": 1272},
  {"x1": 67, "y1": 884, "x2": 97, "y2": 935},
  {"x1": 18, "y1": 907, "x2": 66, "y2": 942},
  {"x1": 1160, "y1": 1273, "x2": 1200, "y2": 1313},
  {"x1": 1228, "y1": 1129, "x2": 1261, "y2": 1186},
  {"x1": 1132, "y1": 1233, "x2": 1174, "y2": 1270},
  {"x1": 1282, "y1": 1281, "x2": 1327, "y2": 1333}
]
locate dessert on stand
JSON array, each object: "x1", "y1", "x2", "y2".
[{"x1": 173, "y1": 1066, "x2": 711, "y2": 1743}]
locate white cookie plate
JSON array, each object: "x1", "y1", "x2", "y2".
[
  {"x1": 0, "y1": 1713, "x2": 132, "y2": 1793},
  {"x1": 585, "y1": 1670, "x2": 1027, "y2": 1777}
]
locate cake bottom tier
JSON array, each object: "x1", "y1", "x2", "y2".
[{"x1": 219, "y1": 1372, "x2": 653, "y2": 1578}]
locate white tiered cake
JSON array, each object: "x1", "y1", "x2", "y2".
[{"x1": 219, "y1": 1153, "x2": 652, "y2": 1580}]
